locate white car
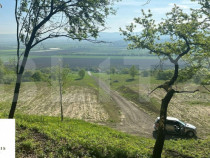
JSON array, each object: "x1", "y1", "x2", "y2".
[{"x1": 154, "y1": 117, "x2": 197, "y2": 138}]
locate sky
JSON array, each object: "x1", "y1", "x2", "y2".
[{"x1": 0, "y1": 0, "x2": 199, "y2": 34}]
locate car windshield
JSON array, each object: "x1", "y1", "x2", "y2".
[{"x1": 179, "y1": 120, "x2": 186, "y2": 126}]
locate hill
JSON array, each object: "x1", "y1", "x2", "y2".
[{"x1": 0, "y1": 113, "x2": 209, "y2": 158}]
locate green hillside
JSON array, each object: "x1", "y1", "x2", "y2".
[{"x1": 0, "y1": 113, "x2": 209, "y2": 158}]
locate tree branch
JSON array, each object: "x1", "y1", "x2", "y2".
[
  {"x1": 148, "y1": 81, "x2": 172, "y2": 95},
  {"x1": 146, "y1": 46, "x2": 176, "y2": 64},
  {"x1": 31, "y1": 34, "x2": 106, "y2": 49},
  {"x1": 203, "y1": 85, "x2": 210, "y2": 92},
  {"x1": 142, "y1": 0, "x2": 151, "y2": 6},
  {"x1": 175, "y1": 35, "x2": 191, "y2": 62},
  {"x1": 174, "y1": 89, "x2": 199, "y2": 93},
  {"x1": 15, "y1": 0, "x2": 20, "y2": 74}
]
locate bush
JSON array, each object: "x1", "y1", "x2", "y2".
[
  {"x1": 22, "y1": 71, "x2": 34, "y2": 82},
  {"x1": 0, "y1": 67, "x2": 5, "y2": 83},
  {"x1": 120, "y1": 68, "x2": 129, "y2": 74},
  {"x1": 3, "y1": 74, "x2": 16, "y2": 84},
  {"x1": 78, "y1": 69, "x2": 85, "y2": 79},
  {"x1": 32, "y1": 71, "x2": 43, "y2": 82},
  {"x1": 129, "y1": 66, "x2": 138, "y2": 79},
  {"x1": 156, "y1": 70, "x2": 173, "y2": 80},
  {"x1": 110, "y1": 67, "x2": 116, "y2": 74}
]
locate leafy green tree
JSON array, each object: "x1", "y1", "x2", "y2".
[
  {"x1": 78, "y1": 69, "x2": 85, "y2": 79},
  {"x1": 32, "y1": 71, "x2": 43, "y2": 82},
  {"x1": 9, "y1": 0, "x2": 118, "y2": 118},
  {"x1": 110, "y1": 67, "x2": 116, "y2": 75},
  {"x1": 121, "y1": 1, "x2": 209, "y2": 157},
  {"x1": 129, "y1": 65, "x2": 138, "y2": 79},
  {"x1": 121, "y1": 68, "x2": 129, "y2": 74}
]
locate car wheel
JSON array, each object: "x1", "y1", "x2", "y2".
[{"x1": 186, "y1": 131, "x2": 194, "y2": 138}]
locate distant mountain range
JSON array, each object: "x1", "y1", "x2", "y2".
[{"x1": 0, "y1": 32, "x2": 123, "y2": 43}]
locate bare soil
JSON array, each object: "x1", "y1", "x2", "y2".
[{"x1": 0, "y1": 83, "x2": 109, "y2": 122}]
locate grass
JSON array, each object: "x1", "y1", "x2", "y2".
[
  {"x1": 0, "y1": 113, "x2": 209, "y2": 158},
  {"x1": 117, "y1": 86, "x2": 160, "y2": 115},
  {"x1": 95, "y1": 73, "x2": 163, "y2": 89},
  {"x1": 94, "y1": 73, "x2": 163, "y2": 115},
  {"x1": 186, "y1": 101, "x2": 210, "y2": 106},
  {"x1": 66, "y1": 72, "x2": 99, "y2": 89}
]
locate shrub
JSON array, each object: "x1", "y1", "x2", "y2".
[
  {"x1": 22, "y1": 71, "x2": 34, "y2": 82},
  {"x1": 32, "y1": 71, "x2": 43, "y2": 81},
  {"x1": 78, "y1": 69, "x2": 85, "y2": 79},
  {"x1": 120, "y1": 68, "x2": 129, "y2": 74},
  {"x1": 129, "y1": 66, "x2": 138, "y2": 79},
  {"x1": 0, "y1": 67, "x2": 4, "y2": 83},
  {"x1": 156, "y1": 70, "x2": 173, "y2": 80},
  {"x1": 3, "y1": 74, "x2": 16, "y2": 84}
]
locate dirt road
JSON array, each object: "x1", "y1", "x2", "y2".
[{"x1": 89, "y1": 72, "x2": 154, "y2": 137}]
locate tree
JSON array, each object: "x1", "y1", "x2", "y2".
[
  {"x1": 9, "y1": 0, "x2": 117, "y2": 118},
  {"x1": 57, "y1": 65, "x2": 70, "y2": 121},
  {"x1": 121, "y1": 68, "x2": 129, "y2": 74},
  {"x1": 121, "y1": 1, "x2": 209, "y2": 157},
  {"x1": 47, "y1": 65, "x2": 70, "y2": 121},
  {"x1": 32, "y1": 71, "x2": 43, "y2": 81},
  {"x1": 110, "y1": 67, "x2": 116, "y2": 75},
  {"x1": 0, "y1": 59, "x2": 5, "y2": 83},
  {"x1": 78, "y1": 69, "x2": 85, "y2": 79},
  {"x1": 129, "y1": 65, "x2": 138, "y2": 79}
]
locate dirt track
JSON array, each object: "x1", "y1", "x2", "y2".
[{"x1": 89, "y1": 72, "x2": 154, "y2": 137}]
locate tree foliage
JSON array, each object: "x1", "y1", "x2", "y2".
[
  {"x1": 110, "y1": 67, "x2": 116, "y2": 74},
  {"x1": 121, "y1": 1, "x2": 209, "y2": 157},
  {"x1": 129, "y1": 65, "x2": 138, "y2": 79},
  {"x1": 9, "y1": 0, "x2": 118, "y2": 118},
  {"x1": 78, "y1": 69, "x2": 85, "y2": 79}
]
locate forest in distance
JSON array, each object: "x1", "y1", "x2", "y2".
[{"x1": 0, "y1": 0, "x2": 210, "y2": 158}]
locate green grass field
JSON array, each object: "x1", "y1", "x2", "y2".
[{"x1": 0, "y1": 113, "x2": 209, "y2": 158}]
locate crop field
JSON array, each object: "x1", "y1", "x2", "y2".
[
  {"x1": 1, "y1": 53, "x2": 162, "y2": 70},
  {"x1": 23, "y1": 56, "x2": 164, "y2": 69},
  {"x1": 0, "y1": 73, "x2": 119, "y2": 123}
]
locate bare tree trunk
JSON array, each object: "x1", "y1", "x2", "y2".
[
  {"x1": 152, "y1": 89, "x2": 175, "y2": 158},
  {"x1": 58, "y1": 66, "x2": 64, "y2": 121},
  {"x1": 8, "y1": 75, "x2": 22, "y2": 118},
  {"x1": 8, "y1": 49, "x2": 30, "y2": 118}
]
